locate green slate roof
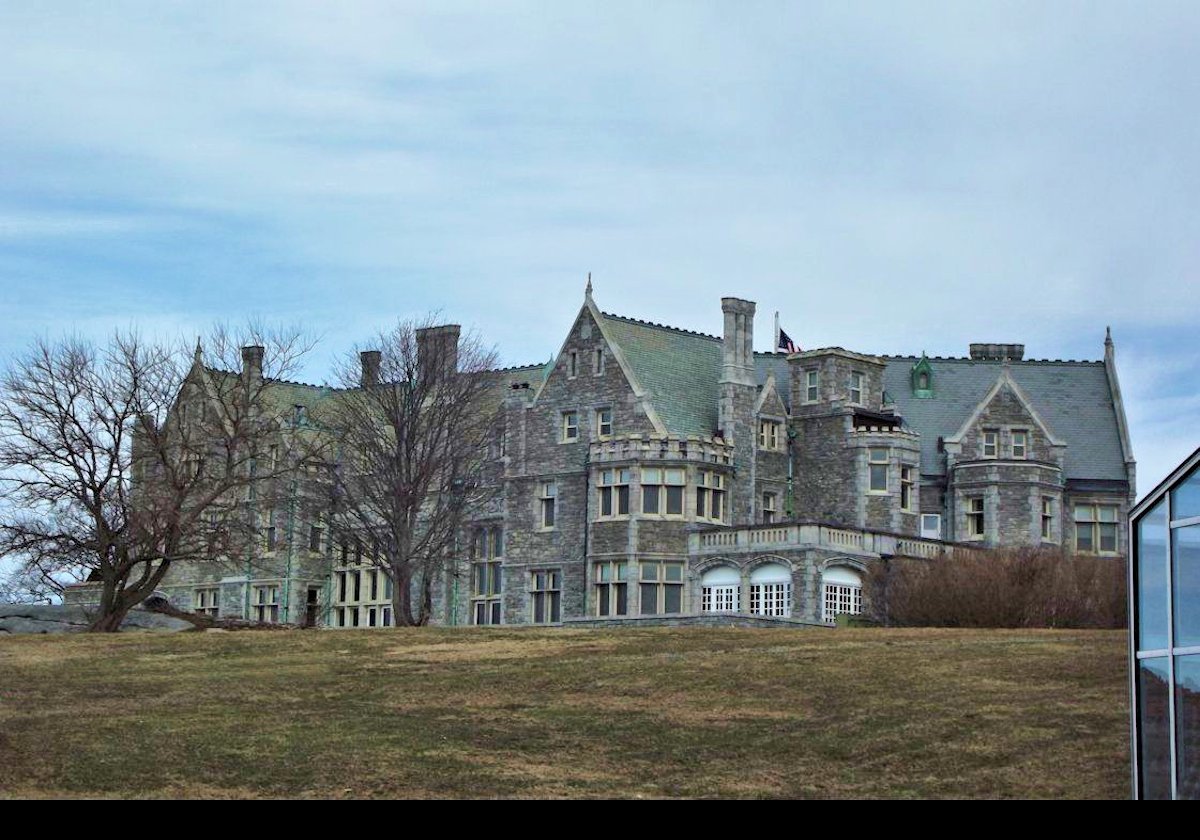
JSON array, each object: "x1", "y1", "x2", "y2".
[
  {"x1": 598, "y1": 313, "x2": 723, "y2": 436},
  {"x1": 597, "y1": 311, "x2": 793, "y2": 437}
]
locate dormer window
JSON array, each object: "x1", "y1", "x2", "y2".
[{"x1": 911, "y1": 354, "x2": 934, "y2": 399}]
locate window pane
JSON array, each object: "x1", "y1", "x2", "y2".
[
  {"x1": 664, "y1": 585, "x2": 682, "y2": 613},
  {"x1": 665, "y1": 485, "x2": 683, "y2": 515},
  {"x1": 1177, "y1": 655, "x2": 1200, "y2": 800},
  {"x1": 1138, "y1": 657, "x2": 1173, "y2": 800},
  {"x1": 643, "y1": 488, "x2": 659, "y2": 514},
  {"x1": 640, "y1": 583, "x2": 658, "y2": 615},
  {"x1": 534, "y1": 593, "x2": 544, "y2": 623},
  {"x1": 598, "y1": 586, "x2": 610, "y2": 616},
  {"x1": 1175, "y1": 525, "x2": 1200, "y2": 648},
  {"x1": 550, "y1": 592, "x2": 561, "y2": 623},
  {"x1": 615, "y1": 583, "x2": 628, "y2": 615},
  {"x1": 664, "y1": 563, "x2": 683, "y2": 582},
  {"x1": 1173, "y1": 464, "x2": 1200, "y2": 521}
]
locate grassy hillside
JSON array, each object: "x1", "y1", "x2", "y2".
[{"x1": 0, "y1": 627, "x2": 1129, "y2": 799}]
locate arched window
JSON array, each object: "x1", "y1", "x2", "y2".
[
  {"x1": 822, "y1": 566, "x2": 863, "y2": 624},
  {"x1": 701, "y1": 566, "x2": 740, "y2": 613},
  {"x1": 749, "y1": 563, "x2": 792, "y2": 617}
]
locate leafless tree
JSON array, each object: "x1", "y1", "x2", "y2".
[
  {"x1": 326, "y1": 318, "x2": 498, "y2": 626},
  {"x1": 0, "y1": 326, "x2": 317, "y2": 631}
]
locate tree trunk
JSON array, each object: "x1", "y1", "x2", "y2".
[
  {"x1": 416, "y1": 569, "x2": 434, "y2": 626},
  {"x1": 391, "y1": 563, "x2": 418, "y2": 626},
  {"x1": 89, "y1": 600, "x2": 133, "y2": 632}
]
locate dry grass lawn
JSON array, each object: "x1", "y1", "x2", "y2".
[{"x1": 0, "y1": 627, "x2": 1129, "y2": 798}]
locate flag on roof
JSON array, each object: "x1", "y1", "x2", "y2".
[{"x1": 775, "y1": 311, "x2": 798, "y2": 354}]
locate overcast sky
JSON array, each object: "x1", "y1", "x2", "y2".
[{"x1": 1, "y1": 1, "x2": 1197, "y2": 496}]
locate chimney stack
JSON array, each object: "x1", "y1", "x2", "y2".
[
  {"x1": 359, "y1": 350, "x2": 381, "y2": 388},
  {"x1": 241, "y1": 345, "x2": 264, "y2": 383},
  {"x1": 720, "y1": 298, "x2": 756, "y2": 386},
  {"x1": 416, "y1": 324, "x2": 461, "y2": 381},
  {"x1": 969, "y1": 343, "x2": 1024, "y2": 362}
]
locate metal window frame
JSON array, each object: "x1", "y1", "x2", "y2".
[{"x1": 1129, "y1": 448, "x2": 1200, "y2": 799}]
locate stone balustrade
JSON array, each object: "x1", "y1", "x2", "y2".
[
  {"x1": 691, "y1": 522, "x2": 971, "y2": 560},
  {"x1": 589, "y1": 434, "x2": 734, "y2": 466}
]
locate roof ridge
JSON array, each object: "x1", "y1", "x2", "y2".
[
  {"x1": 881, "y1": 355, "x2": 1102, "y2": 365},
  {"x1": 601, "y1": 311, "x2": 722, "y2": 342}
]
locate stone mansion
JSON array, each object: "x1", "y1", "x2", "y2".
[{"x1": 75, "y1": 284, "x2": 1135, "y2": 628}]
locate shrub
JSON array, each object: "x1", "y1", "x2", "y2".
[{"x1": 867, "y1": 547, "x2": 1127, "y2": 628}]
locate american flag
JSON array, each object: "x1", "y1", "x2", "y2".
[{"x1": 777, "y1": 325, "x2": 798, "y2": 354}]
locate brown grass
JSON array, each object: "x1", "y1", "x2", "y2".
[{"x1": 0, "y1": 627, "x2": 1130, "y2": 799}]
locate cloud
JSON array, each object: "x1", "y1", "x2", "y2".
[{"x1": 0, "y1": 2, "x2": 1197, "y2": 497}]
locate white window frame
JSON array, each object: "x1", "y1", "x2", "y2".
[
  {"x1": 805, "y1": 369, "x2": 819, "y2": 403},
  {"x1": 982, "y1": 429, "x2": 999, "y2": 459},
  {"x1": 695, "y1": 470, "x2": 727, "y2": 523},
  {"x1": 194, "y1": 587, "x2": 220, "y2": 617},
  {"x1": 595, "y1": 407, "x2": 613, "y2": 439},
  {"x1": 594, "y1": 561, "x2": 629, "y2": 617},
  {"x1": 900, "y1": 465, "x2": 915, "y2": 511},
  {"x1": 1074, "y1": 503, "x2": 1119, "y2": 554},
  {"x1": 252, "y1": 584, "x2": 280, "y2": 624},
  {"x1": 597, "y1": 468, "x2": 631, "y2": 519},
  {"x1": 701, "y1": 584, "x2": 740, "y2": 613},
  {"x1": 638, "y1": 561, "x2": 685, "y2": 615},
  {"x1": 1042, "y1": 496, "x2": 1055, "y2": 541},
  {"x1": 561, "y1": 411, "x2": 579, "y2": 443},
  {"x1": 530, "y1": 569, "x2": 562, "y2": 624},
  {"x1": 967, "y1": 497, "x2": 986, "y2": 539},
  {"x1": 762, "y1": 491, "x2": 777, "y2": 524},
  {"x1": 640, "y1": 467, "x2": 686, "y2": 518},
  {"x1": 539, "y1": 481, "x2": 557, "y2": 530},
  {"x1": 822, "y1": 578, "x2": 862, "y2": 624},
  {"x1": 471, "y1": 528, "x2": 503, "y2": 626},
  {"x1": 758, "y1": 419, "x2": 781, "y2": 452},
  {"x1": 1012, "y1": 429, "x2": 1028, "y2": 460},
  {"x1": 868, "y1": 448, "x2": 889, "y2": 494},
  {"x1": 849, "y1": 371, "x2": 864, "y2": 405}
]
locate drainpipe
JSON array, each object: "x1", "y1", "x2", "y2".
[
  {"x1": 283, "y1": 475, "x2": 297, "y2": 623},
  {"x1": 582, "y1": 447, "x2": 591, "y2": 617},
  {"x1": 785, "y1": 428, "x2": 797, "y2": 518}
]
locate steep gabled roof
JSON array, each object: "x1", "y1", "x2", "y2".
[{"x1": 882, "y1": 356, "x2": 1128, "y2": 482}]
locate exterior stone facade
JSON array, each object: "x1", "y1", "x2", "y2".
[{"x1": 73, "y1": 286, "x2": 1136, "y2": 628}]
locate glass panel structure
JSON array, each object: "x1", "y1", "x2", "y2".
[{"x1": 1131, "y1": 452, "x2": 1200, "y2": 799}]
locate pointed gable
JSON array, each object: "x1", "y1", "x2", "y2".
[
  {"x1": 754, "y1": 369, "x2": 788, "y2": 418},
  {"x1": 882, "y1": 356, "x2": 1127, "y2": 481}
]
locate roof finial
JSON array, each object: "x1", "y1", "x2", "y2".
[
  {"x1": 193, "y1": 337, "x2": 203, "y2": 365},
  {"x1": 1105, "y1": 325, "x2": 1113, "y2": 347},
  {"x1": 585, "y1": 272, "x2": 593, "y2": 299}
]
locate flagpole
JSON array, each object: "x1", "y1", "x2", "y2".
[{"x1": 774, "y1": 311, "x2": 780, "y2": 352}]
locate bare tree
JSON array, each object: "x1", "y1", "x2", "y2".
[
  {"x1": 326, "y1": 318, "x2": 498, "y2": 626},
  {"x1": 0, "y1": 327, "x2": 317, "y2": 631}
]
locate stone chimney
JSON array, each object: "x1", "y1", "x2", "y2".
[
  {"x1": 241, "y1": 345, "x2": 264, "y2": 384},
  {"x1": 359, "y1": 350, "x2": 381, "y2": 388},
  {"x1": 416, "y1": 324, "x2": 461, "y2": 381},
  {"x1": 718, "y1": 297, "x2": 757, "y2": 524},
  {"x1": 969, "y1": 343, "x2": 1024, "y2": 362},
  {"x1": 720, "y1": 297, "x2": 756, "y2": 387}
]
